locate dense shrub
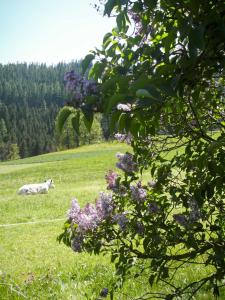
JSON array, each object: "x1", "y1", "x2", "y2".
[{"x1": 59, "y1": 1, "x2": 225, "y2": 298}]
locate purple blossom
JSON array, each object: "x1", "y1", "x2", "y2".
[
  {"x1": 173, "y1": 214, "x2": 188, "y2": 227},
  {"x1": 148, "y1": 202, "x2": 160, "y2": 213},
  {"x1": 64, "y1": 71, "x2": 82, "y2": 91},
  {"x1": 113, "y1": 213, "x2": 128, "y2": 231},
  {"x1": 148, "y1": 181, "x2": 157, "y2": 188},
  {"x1": 96, "y1": 192, "x2": 113, "y2": 219},
  {"x1": 100, "y1": 288, "x2": 109, "y2": 297},
  {"x1": 68, "y1": 199, "x2": 99, "y2": 232},
  {"x1": 67, "y1": 198, "x2": 81, "y2": 221},
  {"x1": 67, "y1": 192, "x2": 114, "y2": 234},
  {"x1": 130, "y1": 182, "x2": 147, "y2": 202},
  {"x1": 117, "y1": 103, "x2": 132, "y2": 112},
  {"x1": 77, "y1": 203, "x2": 100, "y2": 232},
  {"x1": 116, "y1": 152, "x2": 138, "y2": 173},
  {"x1": 83, "y1": 79, "x2": 98, "y2": 94},
  {"x1": 135, "y1": 221, "x2": 145, "y2": 235},
  {"x1": 71, "y1": 235, "x2": 83, "y2": 252},
  {"x1": 105, "y1": 170, "x2": 118, "y2": 190},
  {"x1": 114, "y1": 133, "x2": 132, "y2": 144},
  {"x1": 188, "y1": 199, "x2": 201, "y2": 222},
  {"x1": 64, "y1": 70, "x2": 98, "y2": 105}
]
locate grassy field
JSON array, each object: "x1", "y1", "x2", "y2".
[
  {"x1": 0, "y1": 142, "x2": 223, "y2": 299},
  {"x1": 0, "y1": 142, "x2": 138, "y2": 300}
]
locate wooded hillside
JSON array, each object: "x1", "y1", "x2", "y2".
[{"x1": 0, "y1": 61, "x2": 84, "y2": 160}]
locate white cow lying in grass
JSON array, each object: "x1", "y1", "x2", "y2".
[{"x1": 18, "y1": 179, "x2": 55, "y2": 195}]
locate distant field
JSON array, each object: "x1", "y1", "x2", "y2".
[{"x1": 0, "y1": 142, "x2": 223, "y2": 299}]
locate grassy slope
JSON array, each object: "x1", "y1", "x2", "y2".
[
  {"x1": 0, "y1": 142, "x2": 132, "y2": 300},
  {"x1": 0, "y1": 142, "x2": 223, "y2": 299}
]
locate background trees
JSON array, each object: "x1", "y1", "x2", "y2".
[
  {"x1": 60, "y1": 0, "x2": 225, "y2": 298},
  {"x1": 0, "y1": 62, "x2": 105, "y2": 160}
]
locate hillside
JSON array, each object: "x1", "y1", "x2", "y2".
[{"x1": 0, "y1": 62, "x2": 82, "y2": 160}]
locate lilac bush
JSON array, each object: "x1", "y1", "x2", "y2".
[{"x1": 59, "y1": 0, "x2": 225, "y2": 299}]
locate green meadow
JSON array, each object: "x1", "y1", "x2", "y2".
[
  {"x1": 0, "y1": 142, "x2": 224, "y2": 299},
  {"x1": 0, "y1": 142, "x2": 134, "y2": 300}
]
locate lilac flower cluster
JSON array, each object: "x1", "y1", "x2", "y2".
[
  {"x1": 117, "y1": 103, "x2": 132, "y2": 112},
  {"x1": 130, "y1": 182, "x2": 147, "y2": 202},
  {"x1": 114, "y1": 133, "x2": 132, "y2": 144},
  {"x1": 116, "y1": 152, "x2": 138, "y2": 173},
  {"x1": 64, "y1": 70, "x2": 98, "y2": 104},
  {"x1": 113, "y1": 213, "x2": 128, "y2": 231},
  {"x1": 173, "y1": 199, "x2": 201, "y2": 229},
  {"x1": 188, "y1": 198, "x2": 201, "y2": 222},
  {"x1": 71, "y1": 235, "x2": 84, "y2": 253},
  {"x1": 128, "y1": 10, "x2": 142, "y2": 35},
  {"x1": 105, "y1": 170, "x2": 118, "y2": 190},
  {"x1": 96, "y1": 192, "x2": 114, "y2": 219},
  {"x1": 64, "y1": 71, "x2": 83, "y2": 91},
  {"x1": 148, "y1": 202, "x2": 160, "y2": 213},
  {"x1": 68, "y1": 193, "x2": 113, "y2": 233},
  {"x1": 100, "y1": 288, "x2": 109, "y2": 298},
  {"x1": 173, "y1": 214, "x2": 188, "y2": 227}
]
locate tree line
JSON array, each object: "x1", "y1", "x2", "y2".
[{"x1": 0, "y1": 62, "x2": 106, "y2": 161}]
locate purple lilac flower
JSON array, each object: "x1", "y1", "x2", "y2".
[
  {"x1": 148, "y1": 202, "x2": 160, "y2": 213},
  {"x1": 188, "y1": 199, "x2": 201, "y2": 222},
  {"x1": 71, "y1": 235, "x2": 83, "y2": 252},
  {"x1": 64, "y1": 70, "x2": 98, "y2": 104},
  {"x1": 114, "y1": 133, "x2": 132, "y2": 144},
  {"x1": 130, "y1": 182, "x2": 147, "y2": 202},
  {"x1": 64, "y1": 71, "x2": 82, "y2": 91},
  {"x1": 67, "y1": 198, "x2": 81, "y2": 221},
  {"x1": 116, "y1": 152, "x2": 138, "y2": 173},
  {"x1": 105, "y1": 170, "x2": 118, "y2": 190},
  {"x1": 96, "y1": 192, "x2": 113, "y2": 219},
  {"x1": 117, "y1": 103, "x2": 132, "y2": 112},
  {"x1": 77, "y1": 203, "x2": 99, "y2": 232},
  {"x1": 83, "y1": 79, "x2": 98, "y2": 94},
  {"x1": 148, "y1": 181, "x2": 157, "y2": 188},
  {"x1": 68, "y1": 199, "x2": 99, "y2": 232},
  {"x1": 135, "y1": 221, "x2": 145, "y2": 235},
  {"x1": 113, "y1": 213, "x2": 128, "y2": 231},
  {"x1": 173, "y1": 214, "x2": 188, "y2": 227},
  {"x1": 100, "y1": 287, "x2": 109, "y2": 297}
]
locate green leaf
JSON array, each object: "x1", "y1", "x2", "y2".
[
  {"x1": 116, "y1": 13, "x2": 126, "y2": 32},
  {"x1": 118, "y1": 112, "x2": 130, "y2": 131},
  {"x1": 106, "y1": 93, "x2": 126, "y2": 113},
  {"x1": 148, "y1": 274, "x2": 155, "y2": 286},
  {"x1": 129, "y1": 118, "x2": 140, "y2": 137},
  {"x1": 82, "y1": 109, "x2": 93, "y2": 132},
  {"x1": 71, "y1": 112, "x2": 80, "y2": 136},
  {"x1": 89, "y1": 61, "x2": 106, "y2": 80},
  {"x1": 82, "y1": 54, "x2": 95, "y2": 75},
  {"x1": 85, "y1": 95, "x2": 98, "y2": 105},
  {"x1": 103, "y1": 32, "x2": 112, "y2": 45},
  {"x1": 104, "y1": 0, "x2": 116, "y2": 16},
  {"x1": 109, "y1": 111, "x2": 121, "y2": 133},
  {"x1": 130, "y1": 74, "x2": 150, "y2": 93},
  {"x1": 136, "y1": 89, "x2": 153, "y2": 99},
  {"x1": 56, "y1": 106, "x2": 75, "y2": 133},
  {"x1": 189, "y1": 25, "x2": 205, "y2": 51}
]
